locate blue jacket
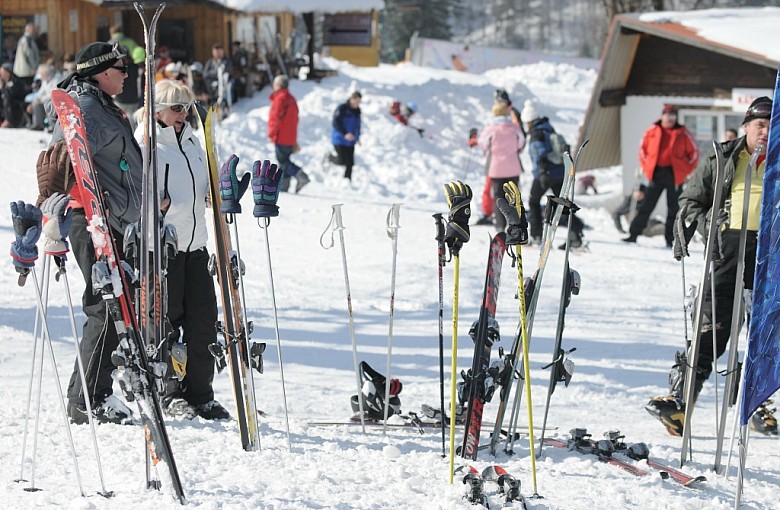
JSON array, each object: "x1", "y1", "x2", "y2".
[
  {"x1": 331, "y1": 101, "x2": 361, "y2": 146},
  {"x1": 527, "y1": 117, "x2": 564, "y2": 181}
]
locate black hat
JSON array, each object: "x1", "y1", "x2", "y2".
[
  {"x1": 76, "y1": 42, "x2": 126, "y2": 77},
  {"x1": 495, "y1": 89, "x2": 511, "y2": 105},
  {"x1": 743, "y1": 96, "x2": 772, "y2": 125}
]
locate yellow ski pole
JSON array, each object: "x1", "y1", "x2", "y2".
[{"x1": 448, "y1": 254, "x2": 460, "y2": 485}]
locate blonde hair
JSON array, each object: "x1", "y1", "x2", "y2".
[
  {"x1": 492, "y1": 102, "x2": 508, "y2": 117},
  {"x1": 155, "y1": 80, "x2": 195, "y2": 110}
]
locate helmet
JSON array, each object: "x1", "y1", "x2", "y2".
[{"x1": 406, "y1": 102, "x2": 418, "y2": 114}]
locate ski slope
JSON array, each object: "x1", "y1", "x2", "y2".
[{"x1": 0, "y1": 56, "x2": 777, "y2": 509}]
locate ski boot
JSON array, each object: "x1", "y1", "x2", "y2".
[
  {"x1": 645, "y1": 396, "x2": 685, "y2": 436},
  {"x1": 751, "y1": 400, "x2": 778, "y2": 436},
  {"x1": 350, "y1": 361, "x2": 402, "y2": 421}
]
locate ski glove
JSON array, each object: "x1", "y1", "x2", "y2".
[
  {"x1": 252, "y1": 159, "x2": 282, "y2": 218},
  {"x1": 219, "y1": 154, "x2": 251, "y2": 214},
  {"x1": 41, "y1": 192, "x2": 72, "y2": 257},
  {"x1": 35, "y1": 141, "x2": 74, "y2": 207},
  {"x1": 10, "y1": 201, "x2": 42, "y2": 269},
  {"x1": 672, "y1": 204, "x2": 697, "y2": 261},
  {"x1": 443, "y1": 180, "x2": 472, "y2": 255},
  {"x1": 496, "y1": 181, "x2": 529, "y2": 246}
]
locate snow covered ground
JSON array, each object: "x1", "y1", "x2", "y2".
[{"x1": 0, "y1": 56, "x2": 777, "y2": 509}]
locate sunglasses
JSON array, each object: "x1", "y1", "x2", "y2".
[
  {"x1": 112, "y1": 64, "x2": 129, "y2": 74},
  {"x1": 160, "y1": 103, "x2": 192, "y2": 113},
  {"x1": 746, "y1": 102, "x2": 772, "y2": 119}
]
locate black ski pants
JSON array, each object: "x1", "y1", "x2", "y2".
[
  {"x1": 165, "y1": 248, "x2": 218, "y2": 406},
  {"x1": 694, "y1": 229, "x2": 757, "y2": 382},
  {"x1": 628, "y1": 166, "x2": 679, "y2": 244},
  {"x1": 528, "y1": 177, "x2": 584, "y2": 240},
  {"x1": 491, "y1": 176, "x2": 519, "y2": 233},
  {"x1": 66, "y1": 210, "x2": 125, "y2": 407},
  {"x1": 333, "y1": 144, "x2": 355, "y2": 180}
]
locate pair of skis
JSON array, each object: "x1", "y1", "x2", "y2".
[{"x1": 460, "y1": 465, "x2": 528, "y2": 509}]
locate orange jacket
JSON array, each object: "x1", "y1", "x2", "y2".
[{"x1": 638, "y1": 121, "x2": 699, "y2": 185}]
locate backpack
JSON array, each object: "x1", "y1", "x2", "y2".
[{"x1": 547, "y1": 131, "x2": 569, "y2": 166}]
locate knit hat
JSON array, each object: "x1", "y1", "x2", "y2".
[
  {"x1": 495, "y1": 89, "x2": 511, "y2": 106},
  {"x1": 75, "y1": 42, "x2": 126, "y2": 77},
  {"x1": 521, "y1": 100, "x2": 540, "y2": 123},
  {"x1": 661, "y1": 104, "x2": 678, "y2": 115},
  {"x1": 0, "y1": 62, "x2": 12, "y2": 74},
  {"x1": 743, "y1": 96, "x2": 772, "y2": 124}
]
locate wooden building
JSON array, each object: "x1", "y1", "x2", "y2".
[{"x1": 577, "y1": 10, "x2": 778, "y2": 192}]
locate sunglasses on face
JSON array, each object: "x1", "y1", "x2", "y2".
[
  {"x1": 746, "y1": 102, "x2": 772, "y2": 119},
  {"x1": 160, "y1": 103, "x2": 191, "y2": 113},
  {"x1": 112, "y1": 64, "x2": 129, "y2": 74}
]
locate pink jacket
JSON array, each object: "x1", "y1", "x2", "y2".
[{"x1": 478, "y1": 117, "x2": 525, "y2": 179}]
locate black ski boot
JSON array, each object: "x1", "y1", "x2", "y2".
[
  {"x1": 751, "y1": 400, "x2": 778, "y2": 436},
  {"x1": 646, "y1": 351, "x2": 706, "y2": 436},
  {"x1": 350, "y1": 361, "x2": 402, "y2": 421}
]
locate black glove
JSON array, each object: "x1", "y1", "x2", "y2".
[
  {"x1": 442, "y1": 180, "x2": 472, "y2": 255},
  {"x1": 496, "y1": 181, "x2": 528, "y2": 246},
  {"x1": 672, "y1": 204, "x2": 698, "y2": 261}
]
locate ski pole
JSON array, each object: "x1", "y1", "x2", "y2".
[
  {"x1": 383, "y1": 204, "x2": 402, "y2": 434},
  {"x1": 54, "y1": 255, "x2": 109, "y2": 495},
  {"x1": 433, "y1": 213, "x2": 447, "y2": 457},
  {"x1": 257, "y1": 217, "x2": 292, "y2": 451},
  {"x1": 17, "y1": 255, "x2": 48, "y2": 489},
  {"x1": 448, "y1": 253, "x2": 460, "y2": 485},
  {"x1": 320, "y1": 204, "x2": 366, "y2": 432}
]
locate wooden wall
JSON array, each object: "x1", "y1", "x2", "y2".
[{"x1": 327, "y1": 11, "x2": 380, "y2": 67}]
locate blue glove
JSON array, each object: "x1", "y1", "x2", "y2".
[
  {"x1": 219, "y1": 154, "x2": 251, "y2": 214},
  {"x1": 252, "y1": 159, "x2": 282, "y2": 218},
  {"x1": 10, "y1": 200, "x2": 42, "y2": 269},
  {"x1": 41, "y1": 192, "x2": 72, "y2": 256}
]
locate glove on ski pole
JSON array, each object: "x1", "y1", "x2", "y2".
[
  {"x1": 443, "y1": 180, "x2": 472, "y2": 256},
  {"x1": 41, "y1": 192, "x2": 73, "y2": 257},
  {"x1": 496, "y1": 181, "x2": 529, "y2": 246},
  {"x1": 252, "y1": 159, "x2": 282, "y2": 218},
  {"x1": 10, "y1": 200, "x2": 42, "y2": 269},
  {"x1": 672, "y1": 204, "x2": 697, "y2": 261},
  {"x1": 219, "y1": 153, "x2": 251, "y2": 214},
  {"x1": 35, "y1": 140, "x2": 73, "y2": 207}
]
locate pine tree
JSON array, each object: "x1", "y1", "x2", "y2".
[{"x1": 380, "y1": 0, "x2": 460, "y2": 63}]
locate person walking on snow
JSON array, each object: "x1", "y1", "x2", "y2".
[
  {"x1": 523, "y1": 99, "x2": 585, "y2": 248},
  {"x1": 268, "y1": 74, "x2": 309, "y2": 193},
  {"x1": 623, "y1": 104, "x2": 698, "y2": 246},
  {"x1": 134, "y1": 80, "x2": 230, "y2": 421},
  {"x1": 646, "y1": 96, "x2": 777, "y2": 437},
  {"x1": 328, "y1": 91, "x2": 362, "y2": 181},
  {"x1": 477, "y1": 101, "x2": 525, "y2": 233}
]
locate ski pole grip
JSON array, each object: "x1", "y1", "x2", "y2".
[
  {"x1": 319, "y1": 204, "x2": 344, "y2": 249},
  {"x1": 433, "y1": 213, "x2": 445, "y2": 242},
  {"x1": 386, "y1": 203, "x2": 401, "y2": 239}
]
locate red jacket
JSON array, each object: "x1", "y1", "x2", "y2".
[
  {"x1": 268, "y1": 88, "x2": 298, "y2": 146},
  {"x1": 638, "y1": 121, "x2": 699, "y2": 185}
]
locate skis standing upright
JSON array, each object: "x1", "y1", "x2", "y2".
[
  {"x1": 461, "y1": 232, "x2": 507, "y2": 460},
  {"x1": 197, "y1": 105, "x2": 261, "y2": 451},
  {"x1": 680, "y1": 140, "x2": 727, "y2": 466},
  {"x1": 51, "y1": 89, "x2": 185, "y2": 503}
]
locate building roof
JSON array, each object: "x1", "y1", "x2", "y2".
[
  {"x1": 577, "y1": 7, "x2": 780, "y2": 172},
  {"x1": 218, "y1": 0, "x2": 385, "y2": 13}
]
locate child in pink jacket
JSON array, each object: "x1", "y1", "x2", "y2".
[{"x1": 478, "y1": 102, "x2": 525, "y2": 232}]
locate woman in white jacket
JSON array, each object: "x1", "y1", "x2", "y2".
[{"x1": 135, "y1": 80, "x2": 229, "y2": 420}]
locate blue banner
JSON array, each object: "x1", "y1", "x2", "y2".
[{"x1": 741, "y1": 66, "x2": 780, "y2": 425}]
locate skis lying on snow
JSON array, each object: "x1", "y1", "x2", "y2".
[
  {"x1": 544, "y1": 428, "x2": 705, "y2": 487},
  {"x1": 458, "y1": 465, "x2": 529, "y2": 509},
  {"x1": 604, "y1": 430, "x2": 707, "y2": 487}
]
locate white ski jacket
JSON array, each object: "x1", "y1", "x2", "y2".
[{"x1": 134, "y1": 121, "x2": 210, "y2": 252}]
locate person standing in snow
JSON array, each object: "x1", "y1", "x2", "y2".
[
  {"x1": 13, "y1": 23, "x2": 39, "y2": 92},
  {"x1": 477, "y1": 101, "x2": 525, "y2": 233},
  {"x1": 523, "y1": 99, "x2": 585, "y2": 248},
  {"x1": 646, "y1": 96, "x2": 777, "y2": 437},
  {"x1": 328, "y1": 91, "x2": 362, "y2": 181},
  {"x1": 134, "y1": 80, "x2": 229, "y2": 421},
  {"x1": 476, "y1": 89, "x2": 525, "y2": 226},
  {"x1": 46, "y1": 41, "x2": 142, "y2": 425},
  {"x1": 622, "y1": 104, "x2": 698, "y2": 246},
  {"x1": 268, "y1": 74, "x2": 309, "y2": 193}
]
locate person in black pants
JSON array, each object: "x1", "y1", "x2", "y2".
[
  {"x1": 623, "y1": 104, "x2": 698, "y2": 246},
  {"x1": 329, "y1": 91, "x2": 362, "y2": 180}
]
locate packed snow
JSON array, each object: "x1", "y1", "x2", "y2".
[{"x1": 0, "y1": 56, "x2": 777, "y2": 510}]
